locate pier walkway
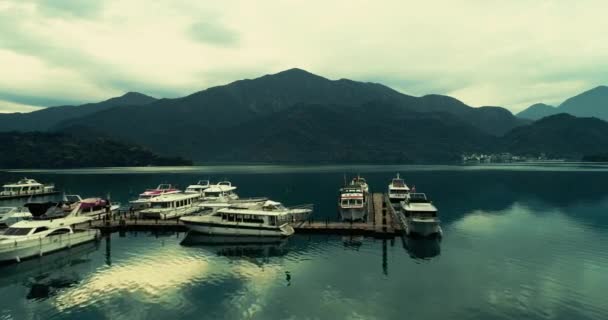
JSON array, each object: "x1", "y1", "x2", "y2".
[{"x1": 89, "y1": 193, "x2": 403, "y2": 238}]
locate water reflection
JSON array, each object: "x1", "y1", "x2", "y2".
[
  {"x1": 402, "y1": 236, "x2": 441, "y2": 260},
  {"x1": 0, "y1": 242, "x2": 98, "y2": 301},
  {"x1": 181, "y1": 233, "x2": 289, "y2": 264}
]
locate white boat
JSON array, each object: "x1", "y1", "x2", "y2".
[
  {"x1": 0, "y1": 207, "x2": 32, "y2": 228},
  {"x1": 388, "y1": 173, "x2": 410, "y2": 203},
  {"x1": 200, "y1": 181, "x2": 239, "y2": 202},
  {"x1": 129, "y1": 184, "x2": 180, "y2": 210},
  {"x1": 338, "y1": 185, "x2": 367, "y2": 222},
  {"x1": 401, "y1": 193, "x2": 442, "y2": 237},
  {"x1": 351, "y1": 175, "x2": 370, "y2": 194},
  {"x1": 185, "y1": 180, "x2": 211, "y2": 199},
  {"x1": 180, "y1": 200, "x2": 312, "y2": 237},
  {"x1": 0, "y1": 204, "x2": 99, "y2": 264},
  {"x1": 139, "y1": 192, "x2": 201, "y2": 220},
  {"x1": 64, "y1": 195, "x2": 116, "y2": 220},
  {"x1": 0, "y1": 178, "x2": 57, "y2": 199}
]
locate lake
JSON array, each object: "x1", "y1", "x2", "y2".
[{"x1": 0, "y1": 163, "x2": 607, "y2": 320}]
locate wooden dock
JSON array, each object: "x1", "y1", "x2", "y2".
[{"x1": 89, "y1": 193, "x2": 404, "y2": 238}]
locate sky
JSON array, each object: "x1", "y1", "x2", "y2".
[{"x1": 0, "y1": 0, "x2": 607, "y2": 114}]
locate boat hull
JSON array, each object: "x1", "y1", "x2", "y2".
[
  {"x1": 182, "y1": 220, "x2": 294, "y2": 237},
  {"x1": 0, "y1": 191, "x2": 58, "y2": 200},
  {"x1": 405, "y1": 219, "x2": 442, "y2": 237},
  {"x1": 0, "y1": 229, "x2": 100, "y2": 264},
  {"x1": 339, "y1": 207, "x2": 367, "y2": 222},
  {"x1": 140, "y1": 206, "x2": 200, "y2": 220}
]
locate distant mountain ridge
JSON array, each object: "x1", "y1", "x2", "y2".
[
  {"x1": 2, "y1": 68, "x2": 606, "y2": 163},
  {"x1": 517, "y1": 86, "x2": 608, "y2": 120},
  {"x1": 0, "y1": 92, "x2": 157, "y2": 131}
]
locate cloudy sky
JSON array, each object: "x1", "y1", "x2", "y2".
[{"x1": 0, "y1": 0, "x2": 606, "y2": 113}]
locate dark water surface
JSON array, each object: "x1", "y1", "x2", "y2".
[{"x1": 0, "y1": 164, "x2": 607, "y2": 319}]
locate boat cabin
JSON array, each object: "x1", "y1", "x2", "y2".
[{"x1": 339, "y1": 187, "x2": 365, "y2": 208}]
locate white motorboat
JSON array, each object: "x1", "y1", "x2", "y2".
[
  {"x1": 0, "y1": 207, "x2": 32, "y2": 228},
  {"x1": 0, "y1": 204, "x2": 99, "y2": 264},
  {"x1": 64, "y1": 195, "x2": 116, "y2": 220},
  {"x1": 401, "y1": 193, "x2": 442, "y2": 237},
  {"x1": 180, "y1": 200, "x2": 312, "y2": 237},
  {"x1": 185, "y1": 180, "x2": 211, "y2": 199},
  {"x1": 388, "y1": 173, "x2": 410, "y2": 203},
  {"x1": 129, "y1": 184, "x2": 180, "y2": 210},
  {"x1": 0, "y1": 178, "x2": 57, "y2": 199},
  {"x1": 338, "y1": 185, "x2": 367, "y2": 222},
  {"x1": 139, "y1": 192, "x2": 201, "y2": 220},
  {"x1": 200, "y1": 181, "x2": 239, "y2": 202}
]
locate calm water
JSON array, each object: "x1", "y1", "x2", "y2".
[{"x1": 0, "y1": 164, "x2": 607, "y2": 320}]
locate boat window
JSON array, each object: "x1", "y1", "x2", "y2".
[
  {"x1": 151, "y1": 202, "x2": 169, "y2": 209},
  {"x1": 341, "y1": 200, "x2": 349, "y2": 206},
  {"x1": 4, "y1": 227, "x2": 33, "y2": 235},
  {"x1": 48, "y1": 229, "x2": 71, "y2": 236},
  {"x1": 34, "y1": 227, "x2": 49, "y2": 234}
]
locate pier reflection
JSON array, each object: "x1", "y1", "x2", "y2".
[{"x1": 401, "y1": 235, "x2": 441, "y2": 260}]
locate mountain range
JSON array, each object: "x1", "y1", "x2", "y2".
[
  {"x1": 1, "y1": 68, "x2": 607, "y2": 164},
  {"x1": 517, "y1": 86, "x2": 608, "y2": 120}
]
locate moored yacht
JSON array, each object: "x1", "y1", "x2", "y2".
[
  {"x1": 201, "y1": 181, "x2": 239, "y2": 202},
  {"x1": 0, "y1": 204, "x2": 99, "y2": 263},
  {"x1": 0, "y1": 178, "x2": 57, "y2": 199},
  {"x1": 185, "y1": 180, "x2": 211, "y2": 199},
  {"x1": 180, "y1": 200, "x2": 312, "y2": 237},
  {"x1": 139, "y1": 192, "x2": 201, "y2": 219},
  {"x1": 64, "y1": 195, "x2": 118, "y2": 220},
  {"x1": 338, "y1": 185, "x2": 367, "y2": 222},
  {"x1": 401, "y1": 193, "x2": 442, "y2": 237},
  {"x1": 351, "y1": 175, "x2": 370, "y2": 194},
  {"x1": 388, "y1": 173, "x2": 410, "y2": 203},
  {"x1": 0, "y1": 207, "x2": 32, "y2": 228},
  {"x1": 129, "y1": 184, "x2": 180, "y2": 210}
]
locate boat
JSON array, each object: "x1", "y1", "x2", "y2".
[
  {"x1": 129, "y1": 184, "x2": 180, "y2": 210},
  {"x1": 200, "y1": 181, "x2": 239, "y2": 202},
  {"x1": 185, "y1": 180, "x2": 211, "y2": 199},
  {"x1": 0, "y1": 203, "x2": 100, "y2": 264},
  {"x1": 388, "y1": 173, "x2": 410, "y2": 203},
  {"x1": 338, "y1": 185, "x2": 367, "y2": 222},
  {"x1": 351, "y1": 175, "x2": 370, "y2": 194},
  {"x1": 0, "y1": 207, "x2": 32, "y2": 228},
  {"x1": 139, "y1": 192, "x2": 201, "y2": 219},
  {"x1": 180, "y1": 200, "x2": 312, "y2": 237},
  {"x1": 0, "y1": 178, "x2": 57, "y2": 199},
  {"x1": 64, "y1": 195, "x2": 117, "y2": 220},
  {"x1": 400, "y1": 193, "x2": 442, "y2": 237}
]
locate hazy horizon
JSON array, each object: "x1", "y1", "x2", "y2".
[{"x1": 1, "y1": 0, "x2": 607, "y2": 113}]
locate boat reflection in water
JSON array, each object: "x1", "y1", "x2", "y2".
[
  {"x1": 180, "y1": 232, "x2": 289, "y2": 263},
  {"x1": 0, "y1": 241, "x2": 98, "y2": 300},
  {"x1": 401, "y1": 235, "x2": 441, "y2": 260},
  {"x1": 342, "y1": 235, "x2": 364, "y2": 250}
]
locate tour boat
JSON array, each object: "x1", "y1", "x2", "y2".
[
  {"x1": 129, "y1": 184, "x2": 180, "y2": 210},
  {"x1": 351, "y1": 175, "x2": 370, "y2": 194},
  {"x1": 200, "y1": 181, "x2": 239, "y2": 202},
  {"x1": 0, "y1": 207, "x2": 32, "y2": 228},
  {"x1": 0, "y1": 178, "x2": 57, "y2": 199},
  {"x1": 0, "y1": 203, "x2": 100, "y2": 264},
  {"x1": 338, "y1": 185, "x2": 367, "y2": 222},
  {"x1": 185, "y1": 180, "x2": 211, "y2": 198},
  {"x1": 400, "y1": 193, "x2": 442, "y2": 237},
  {"x1": 388, "y1": 173, "x2": 410, "y2": 203},
  {"x1": 139, "y1": 192, "x2": 201, "y2": 220},
  {"x1": 180, "y1": 200, "x2": 312, "y2": 237}
]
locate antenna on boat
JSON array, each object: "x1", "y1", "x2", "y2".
[{"x1": 343, "y1": 174, "x2": 347, "y2": 186}]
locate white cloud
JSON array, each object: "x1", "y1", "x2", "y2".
[{"x1": 0, "y1": 0, "x2": 607, "y2": 113}]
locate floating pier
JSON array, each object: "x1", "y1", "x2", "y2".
[{"x1": 89, "y1": 193, "x2": 404, "y2": 238}]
